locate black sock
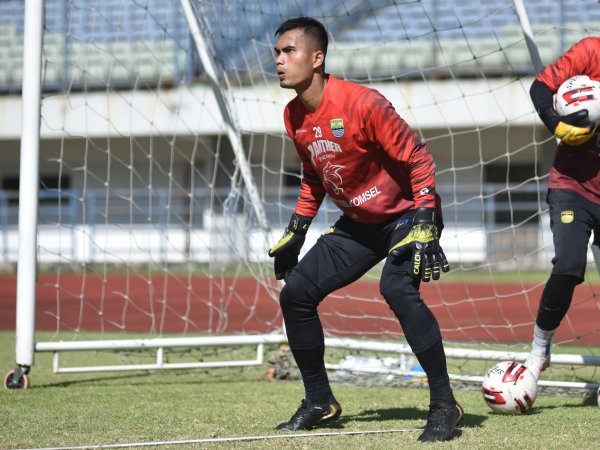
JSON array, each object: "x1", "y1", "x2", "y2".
[
  {"x1": 414, "y1": 339, "x2": 455, "y2": 405},
  {"x1": 290, "y1": 344, "x2": 334, "y2": 405}
]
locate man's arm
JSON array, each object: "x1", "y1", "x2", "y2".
[
  {"x1": 361, "y1": 91, "x2": 437, "y2": 209},
  {"x1": 293, "y1": 152, "x2": 327, "y2": 218},
  {"x1": 283, "y1": 105, "x2": 326, "y2": 217},
  {"x1": 361, "y1": 91, "x2": 448, "y2": 280},
  {"x1": 532, "y1": 37, "x2": 596, "y2": 146},
  {"x1": 269, "y1": 107, "x2": 325, "y2": 280},
  {"x1": 530, "y1": 78, "x2": 593, "y2": 146}
]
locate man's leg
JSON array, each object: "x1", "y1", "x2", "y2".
[
  {"x1": 379, "y1": 216, "x2": 462, "y2": 442},
  {"x1": 527, "y1": 189, "x2": 590, "y2": 378},
  {"x1": 379, "y1": 260, "x2": 462, "y2": 441},
  {"x1": 276, "y1": 217, "x2": 384, "y2": 430},
  {"x1": 527, "y1": 274, "x2": 579, "y2": 377}
]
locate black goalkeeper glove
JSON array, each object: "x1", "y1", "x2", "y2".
[
  {"x1": 268, "y1": 213, "x2": 312, "y2": 280},
  {"x1": 551, "y1": 108, "x2": 595, "y2": 146},
  {"x1": 389, "y1": 208, "x2": 449, "y2": 282}
]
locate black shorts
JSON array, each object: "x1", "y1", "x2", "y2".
[
  {"x1": 286, "y1": 210, "x2": 443, "y2": 352},
  {"x1": 547, "y1": 188, "x2": 600, "y2": 280},
  {"x1": 292, "y1": 211, "x2": 417, "y2": 297}
]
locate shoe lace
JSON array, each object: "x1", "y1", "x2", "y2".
[
  {"x1": 290, "y1": 400, "x2": 309, "y2": 420},
  {"x1": 426, "y1": 403, "x2": 453, "y2": 428}
]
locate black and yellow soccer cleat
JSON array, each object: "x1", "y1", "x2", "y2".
[
  {"x1": 417, "y1": 401, "x2": 464, "y2": 443},
  {"x1": 275, "y1": 399, "x2": 342, "y2": 431}
]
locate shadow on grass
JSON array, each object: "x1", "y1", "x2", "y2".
[
  {"x1": 343, "y1": 406, "x2": 486, "y2": 427},
  {"x1": 532, "y1": 394, "x2": 599, "y2": 410},
  {"x1": 31, "y1": 371, "x2": 156, "y2": 388},
  {"x1": 285, "y1": 406, "x2": 479, "y2": 441},
  {"x1": 478, "y1": 395, "x2": 598, "y2": 417},
  {"x1": 29, "y1": 367, "x2": 267, "y2": 388}
]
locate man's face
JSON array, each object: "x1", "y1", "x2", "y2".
[{"x1": 274, "y1": 28, "x2": 321, "y2": 90}]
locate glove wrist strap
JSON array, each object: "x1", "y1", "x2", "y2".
[
  {"x1": 288, "y1": 213, "x2": 312, "y2": 235},
  {"x1": 413, "y1": 207, "x2": 436, "y2": 225}
]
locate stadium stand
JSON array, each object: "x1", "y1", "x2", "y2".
[{"x1": 0, "y1": 0, "x2": 599, "y2": 91}]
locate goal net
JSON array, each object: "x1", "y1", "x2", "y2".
[{"x1": 5, "y1": 0, "x2": 600, "y2": 391}]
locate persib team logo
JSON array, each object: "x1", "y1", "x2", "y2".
[
  {"x1": 330, "y1": 118, "x2": 344, "y2": 137},
  {"x1": 561, "y1": 210, "x2": 574, "y2": 224}
]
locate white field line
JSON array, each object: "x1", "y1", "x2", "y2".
[{"x1": 22, "y1": 428, "x2": 421, "y2": 450}]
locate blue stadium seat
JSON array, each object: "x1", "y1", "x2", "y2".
[{"x1": 1, "y1": 0, "x2": 599, "y2": 88}]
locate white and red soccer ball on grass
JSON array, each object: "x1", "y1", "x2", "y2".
[
  {"x1": 554, "y1": 75, "x2": 600, "y2": 125},
  {"x1": 482, "y1": 361, "x2": 538, "y2": 414}
]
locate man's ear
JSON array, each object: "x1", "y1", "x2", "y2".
[{"x1": 313, "y1": 50, "x2": 325, "y2": 71}]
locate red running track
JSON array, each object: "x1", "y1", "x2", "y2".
[{"x1": 0, "y1": 274, "x2": 598, "y2": 345}]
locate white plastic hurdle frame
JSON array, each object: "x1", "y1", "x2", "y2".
[{"x1": 36, "y1": 336, "x2": 600, "y2": 392}]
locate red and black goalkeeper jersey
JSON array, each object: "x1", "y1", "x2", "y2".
[
  {"x1": 284, "y1": 75, "x2": 439, "y2": 224},
  {"x1": 536, "y1": 37, "x2": 600, "y2": 204}
]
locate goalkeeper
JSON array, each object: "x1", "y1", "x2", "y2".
[
  {"x1": 269, "y1": 17, "x2": 462, "y2": 443},
  {"x1": 525, "y1": 36, "x2": 600, "y2": 380}
]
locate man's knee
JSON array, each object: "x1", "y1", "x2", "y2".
[
  {"x1": 380, "y1": 273, "x2": 441, "y2": 353},
  {"x1": 280, "y1": 270, "x2": 322, "y2": 317},
  {"x1": 379, "y1": 274, "x2": 420, "y2": 311},
  {"x1": 279, "y1": 270, "x2": 326, "y2": 350}
]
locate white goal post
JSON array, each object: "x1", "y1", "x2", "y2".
[{"x1": 4, "y1": 0, "x2": 600, "y2": 391}]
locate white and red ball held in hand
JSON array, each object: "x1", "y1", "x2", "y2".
[
  {"x1": 482, "y1": 361, "x2": 538, "y2": 414},
  {"x1": 554, "y1": 75, "x2": 600, "y2": 124}
]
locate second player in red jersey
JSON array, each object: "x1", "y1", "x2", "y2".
[
  {"x1": 535, "y1": 36, "x2": 600, "y2": 204},
  {"x1": 525, "y1": 37, "x2": 600, "y2": 381},
  {"x1": 268, "y1": 17, "x2": 462, "y2": 443}
]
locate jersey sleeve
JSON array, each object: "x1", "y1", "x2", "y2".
[
  {"x1": 537, "y1": 37, "x2": 598, "y2": 91},
  {"x1": 361, "y1": 90, "x2": 437, "y2": 209},
  {"x1": 283, "y1": 104, "x2": 326, "y2": 218}
]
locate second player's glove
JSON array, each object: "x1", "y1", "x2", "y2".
[
  {"x1": 552, "y1": 109, "x2": 595, "y2": 146},
  {"x1": 389, "y1": 208, "x2": 449, "y2": 282},
  {"x1": 268, "y1": 213, "x2": 312, "y2": 280}
]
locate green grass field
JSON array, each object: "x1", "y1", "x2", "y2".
[{"x1": 1, "y1": 331, "x2": 599, "y2": 450}]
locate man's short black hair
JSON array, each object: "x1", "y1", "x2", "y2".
[{"x1": 275, "y1": 16, "x2": 328, "y2": 55}]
